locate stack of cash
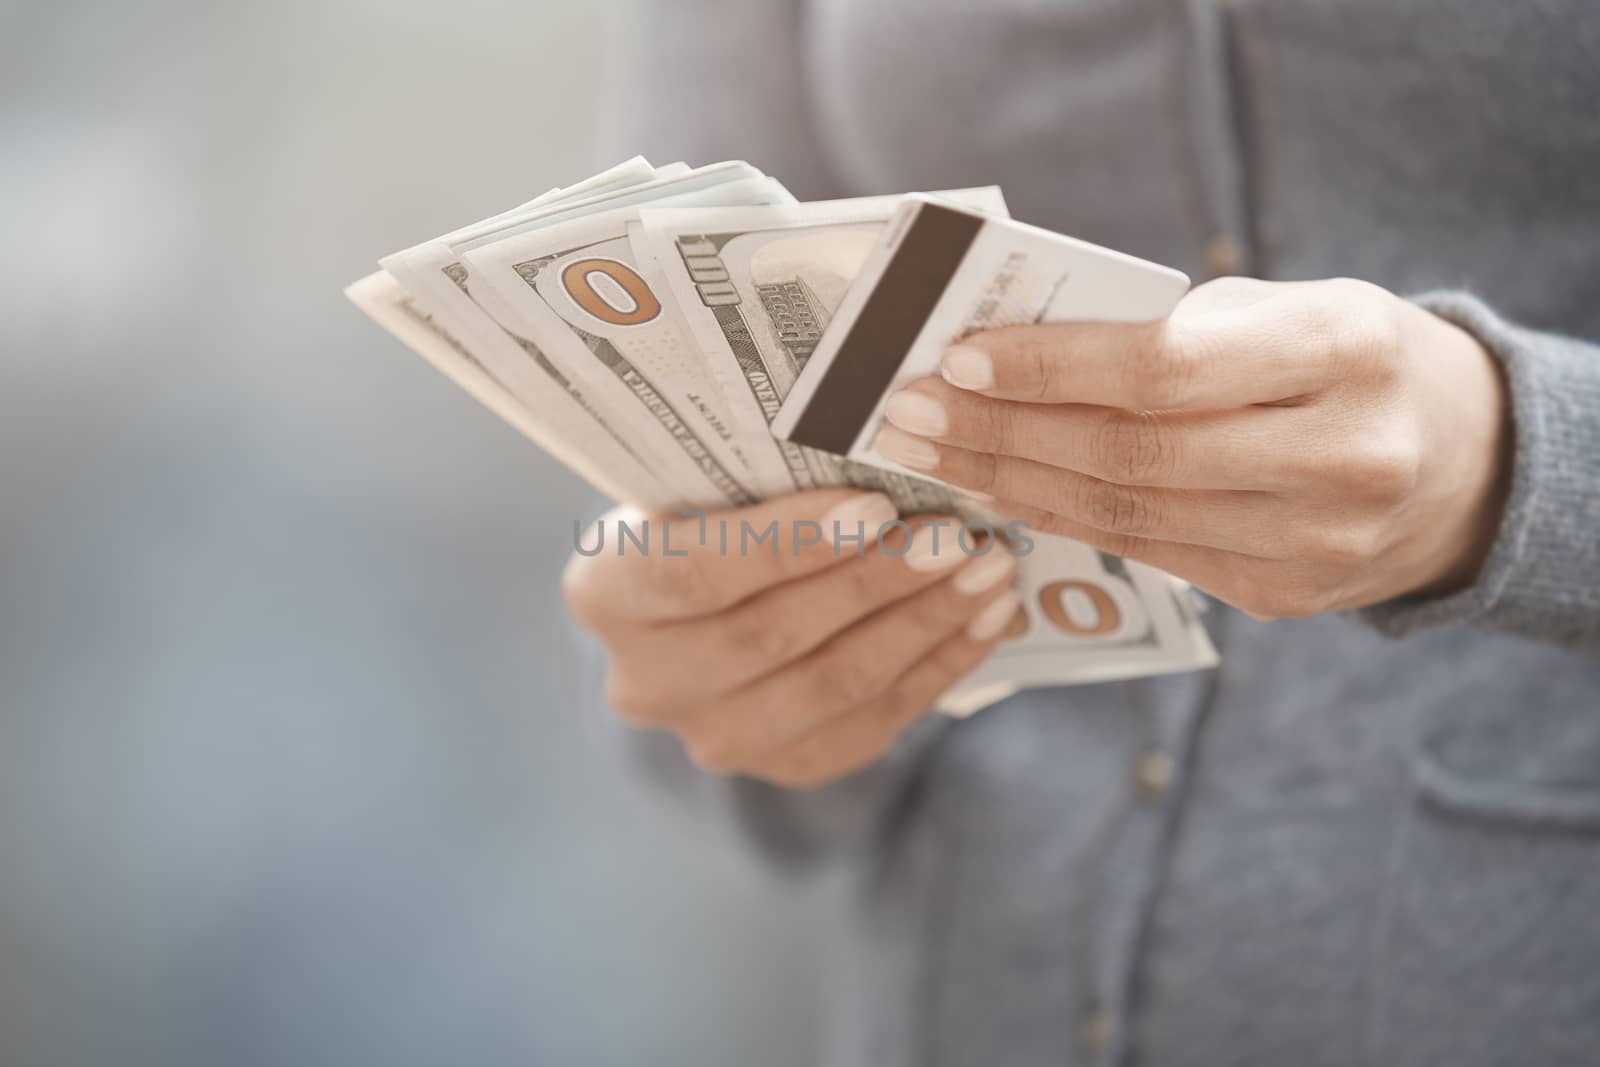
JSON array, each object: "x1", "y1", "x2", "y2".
[{"x1": 348, "y1": 158, "x2": 1217, "y2": 714}]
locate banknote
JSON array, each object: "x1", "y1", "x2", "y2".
[
  {"x1": 443, "y1": 163, "x2": 787, "y2": 505},
  {"x1": 344, "y1": 269, "x2": 669, "y2": 508},
  {"x1": 935, "y1": 536, "x2": 1217, "y2": 715},
  {"x1": 376, "y1": 157, "x2": 693, "y2": 495},
  {"x1": 459, "y1": 173, "x2": 800, "y2": 507}
]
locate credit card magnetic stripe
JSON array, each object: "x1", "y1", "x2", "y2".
[{"x1": 784, "y1": 203, "x2": 984, "y2": 455}]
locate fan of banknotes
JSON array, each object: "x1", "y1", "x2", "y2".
[{"x1": 347, "y1": 157, "x2": 1218, "y2": 714}]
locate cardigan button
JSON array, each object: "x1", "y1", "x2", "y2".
[
  {"x1": 1079, "y1": 1010, "x2": 1115, "y2": 1054},
  {"x1": 1204, "y1": 233, "x2": 1242, "y2": 278},
  {"x1": 1136, "y1": 751, "x2": 1176, "y2": 800}
]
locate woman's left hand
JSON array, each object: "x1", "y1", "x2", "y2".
[{"x1": 873, "y1": 277, "x2": 1513, "y2": 619}]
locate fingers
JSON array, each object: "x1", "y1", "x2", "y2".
[
  {"x1": 935, "y1": 285, "x2": 1344, "y2": 409},
  {"x1": 757, "y1": 626, "x2": 1002, "y2": 789},
  {"x1": 673, "y1": 554, "x2": 1021, "y2": 772},
  {"x1": 880, "y1": 377, "x2": 1303, "y2": 490},
  {"x1": 603, "y1": 515, "x2": 997, "y2": 711},
  {"x1": 875, "y1": 426, "x2": 1282, "y2": 556},
  {"x1": 985, "y1": 496, "x2": 1241, "y2": 576},
  {"x1": 564, "y1": 488, "x2": 899, "y2": 628}
]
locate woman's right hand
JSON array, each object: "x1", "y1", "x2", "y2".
[{"x1": 562, "y1": 490, "x2": 1021, "y2": 789}]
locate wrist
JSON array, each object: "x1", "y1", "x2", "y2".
[{"x1": 1410, "y1": 312, "x2": 1514, "y2": 597}]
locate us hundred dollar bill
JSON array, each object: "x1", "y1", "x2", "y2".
[
  {"x1": 344, "y1": 269, "x2": 671, "y2": 509},
  {"x1": 459, "y1": 179, "x2": 805, "y2": 505},
  {"x1": 375, "y1": 157, "x2": 700, "y2": 498},
  {"x1": 455, "y1": 165, "x2": 793, "y2": 508}
]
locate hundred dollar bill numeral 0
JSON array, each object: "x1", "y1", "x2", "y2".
[
  {"x1": 561, "y1": 257, "x2": 662, "y2": 326},
  {"x1": 514, "y1": 245, "x2": 758, "y2": 507},
  {"x1": 1036, "y1": 580, "x2": 1122, "y2": 636}
]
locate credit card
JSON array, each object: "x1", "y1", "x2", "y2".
[{"x1": 771, "y1": 196, "x2": 1190, "y2": 481}]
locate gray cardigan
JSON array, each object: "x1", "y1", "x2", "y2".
[{"x1": 607, "y1": 1, "x2": 1600, "y2": 1064}]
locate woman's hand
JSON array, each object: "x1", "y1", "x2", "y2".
[
  {"x1": 873, "y1": 277, "x2": 1512, "y2": 619},
  {"x1": 563, "y1": 491, "x2": 1019, "y2": 787}
]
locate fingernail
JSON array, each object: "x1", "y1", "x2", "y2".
[
  {"x1": 967, "y1": 590, "x2": 1022, "y2": 641},
  {"x1": 952, "y1": 549, "x2": 1016, "y2": 595},
  {"x1": 883, "y1": 390, "x2": 948, "y2": 436},
  {"x1": 820, "y1": 492, "x2": 897, "y2": 547},
  {"x1": 903, "y1": 523, "x2": 967, "y2": 572},
  {"x1": 874, "y1": 425, "x2": 940, "y2": 471},
  {"x1": 941, "y1": 345, "x2": 993, "y2": 391}
]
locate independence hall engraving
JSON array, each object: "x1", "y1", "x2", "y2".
[{"x1": 756, "y1": 277, "x2": 825, "y2": 370}]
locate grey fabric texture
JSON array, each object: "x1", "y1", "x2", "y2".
[{"x1": 605, "y1": 1, "x2": 1600, "y2": 1064}]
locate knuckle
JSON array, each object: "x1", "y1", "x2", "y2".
[
  {"x1": 1014, "y1": 334, "x2": 1058, "y2": 400},
  {"x1": 921, "y1": 640, "x2": 986, "y2": 695},
  {"x1": 1219, "y1": 566, "x2": 1278, "y2": 619},
  {"x1": 1206, "y1": 561, "x2": 1269, "y2": 619},
  {"x1": 1092, "y1": 411, "x2": 1175, "y2": 484},
  {"x1": 982, "y1": 400, "x2": 1021, "y2": 455},
  {"x1": 765, "y1": 754, "x2": 842, "y2": 791},
  {"x1": 1077, "y1": 479, "x2": 1156, "y2": 536},
  {"x1": 1356, "y1": 307, "x2": 1403, "y2": 369},
  {"x1": 647, "y1": 551, "x2": 715, "y2": 612},
  {"x1": 1023, "y1": 505, "x2": 1136, "y2": 557},
  {"x1": 1369, "y1": 441, "x2": 1422, "y2": 504},
  {"x1": 605, "y1": 670, "x2": 672, "y2": 726},
  {"x1": 1296, "y1": 525, "x2": 1375, "y2": 570},
  {"x1": 730, "y1": 609, "x2": 805, "y2": 666},
  {"x1": 683, "y1": 730, "x2": 745, "y2": 776},
  {"x1": 837, "y1": 555, "x2": 892, "y2": 610},
  {"x1": 1127, "y1": 325, "x2": 1195, "y2": 409},
  {"x1": 809, "y1": 653, "x2": 885, "y2": 710},
  {"x1": 1233, "y1": 591, "x2": 1280, "y2": 621},
  {"x1": 1018, "y1": 507, "x2": 1083, "y2": 543},
  {"x1": 956, "y1": 449, "x2": 1003, "y2": 496},
  {"x1": 1325, "y1": 277, "x2": 1394, "y2": 318},
  {"x1": 903, "y1": 592, "x2": 963, "y2": 640},
  {"x1": 1231, "y1": 581, "x2": 1283, "y2": 620},
  {"x1": 1204, "y1": 275, "x2": 1267, "y2": 300},
  {"x1": 1338, "y1": 431, "x2": 1422, "y2": 505},
  {"x1": 1316, "y1": 279, "x2": 1402, "y2": 369},
  {"x1": 777, "y1": 705, "x2": 915, "y2": 791},
  {"x1": 1263, "y1": 588, "x2": 1316, "y2": 619},
  {"x1": 1236, "y1": 574, "x2": 1329, "y2": 620},
  {"x1": 1314, "y1": 277, "x2": 1376, "y2": 319},
  {"x1": 1349, "y1": 330, "x2": 1401, "y2": 384},
  {"x1": 560, "y1": 552, "x2": 604, "y2": 629},
  {"x1": 1102, "y1": 530, "x2": 1149, "y2": 560},
  {"x1": 1284, "y1": 585, "x2": 1337, "y2": 619}
]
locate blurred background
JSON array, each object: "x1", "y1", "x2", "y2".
[{"x1": 0, "y1": 2, "x2": 836, "y2": 1064}]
